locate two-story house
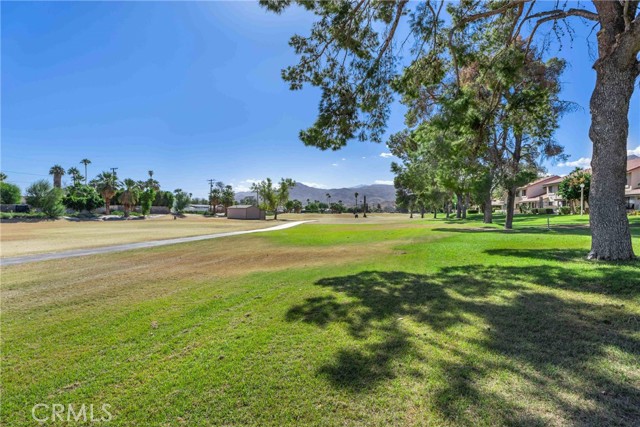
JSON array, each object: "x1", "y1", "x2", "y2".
[
  {"x1": 625, "y1": 155, "x2": 640, "y2": 209},
  {"x1": 514, "y1": 175, "x2": 563, "y2": 212}
]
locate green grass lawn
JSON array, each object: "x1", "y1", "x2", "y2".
[{"x1": 2, "y1": 215, "x2": 640, "y2": 426}]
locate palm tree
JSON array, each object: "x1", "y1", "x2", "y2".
[
  {"x1": 80, "y1": 159, "x2": 91, "y2": 185},
  {"x1": 67, "y1": 167, "x2": 83, "y2": 186},
  {"x1": 0, "y1": 172, "x2": 6, "y2": 182},
  {"x1": 49, "y1": 165, "x2": 66, "y2": 188},
  {"x1": 354, "y1": 192, "x2": 359, "y2": 215},
  {"x1": 326, "y1": 193, "x2": 331, "y2": 213},
  {"x1": 120, "y1": 179, "x2": 140, "y2": 218},
  {"x1": 93, "y1": 172, "x2": 120, "y2": 215},
  {"x1": 145, "y1": 170, "x2": 160, "y2": 190}
]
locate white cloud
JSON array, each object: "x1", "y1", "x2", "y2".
[
  {"x1": 331, "y1": 163, "x2": 338, "y2": 167},
  {"x1": 233, "y1": 178, "x2": 262, "y2": 192},
  {"x1": 341, "y1": 158, "x2": 346, "y2": 161},
  {"x1": 558, "y1": 157, "x2": 591, "y2": 168},
  {"x1": 362, "y1": 156, "x2": 366, "y2": 159},
  {"x1": 374, "y1": 180, "x2": 394, "y2": 185},
  {"x1": 300, "y1": 181, "x2": 328, "y2": 189},
  {"x1": 628, "y1": 145, "x2": 640, "y2": 156},
  {"x1": 379, "y1": 152, "x2": 393, "y2": 158}
]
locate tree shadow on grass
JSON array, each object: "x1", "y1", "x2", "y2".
[
  {"x1": 287, "y1": 267, "x2": 640, "y2": 425},
  {"x1": 432, "y1": 221, "x2": 640, "y2": 238}
]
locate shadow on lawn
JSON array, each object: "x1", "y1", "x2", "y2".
[
  {"x1": 432, "y1": 221, "x2": 640, "y2": 237},
  {"x1": 287, "y1": 266, "x2": 640, "y2": 425}
]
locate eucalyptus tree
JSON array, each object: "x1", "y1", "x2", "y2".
[
  {"x1": 172, "y1": 189, "x2": 191, "y2": 214},
  {"x1": 251, "y1": 178, "x2": 296, "y2": 219},
  {"x1": 262, "y1": 0, "x2": 639, "y2": 260},
  {"x1": 49, "y1": 165, "x2": 65, "y2": 188}
]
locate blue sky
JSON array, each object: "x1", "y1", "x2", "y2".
[{"x1": 2, "y1": 1, "x2": 639, "y2": 198}]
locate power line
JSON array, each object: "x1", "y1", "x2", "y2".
[{"x1": 1, "y1": 170, "x2": 48, "y2": 177}]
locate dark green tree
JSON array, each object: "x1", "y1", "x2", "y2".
[
  {"x1": 262, "y1": 0, "x2": 639, "y2": 259},
  {"x1": 0, "y1": 182, "x2": 21, "y2": 204},
  {"x1": 63, "y1": 185, "x2": 102, "y2": 212}
]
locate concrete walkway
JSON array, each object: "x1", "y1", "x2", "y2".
[{"x1": 1, "y1": 220, "x2": 314, "y2": 267}]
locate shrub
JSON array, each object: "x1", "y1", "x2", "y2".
[
  {"x1": 41, "y1": 188, "x2": 66, "y2": 218},
  {"x1": 1, "y1": 211, "x2": 48, "y2": 220},
  {"x1": 544, "y1": 208, "x2": 554, "y2": 214},
  {"x1": 558, "y1": 206, "x2": 571, "y2": 215},
  {"x1": 531, "y1": 208, "x2": 539, "y2": 214},
  {"x1": 0, "y1": 182, "x2": 21, "y2": 204},
  {"x1": 467, "y1": 209, "x2": 479, "y2": 214},
  {"x1": 25, "y1": 180, "x2": 52, "y2": 208},
  {"x1": 63, "y1": 185, "x2": 102, "y2": 212}
]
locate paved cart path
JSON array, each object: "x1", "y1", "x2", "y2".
[{"x1": 1, "y1": 221, "x2": 314, "y2": 267}]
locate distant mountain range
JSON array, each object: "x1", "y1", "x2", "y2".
[{"x1": 235, "y1": 183, "x2": 396, "y2": 208}]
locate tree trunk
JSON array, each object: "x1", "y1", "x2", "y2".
[
  {"x1": 420, "y1": 205, "x2": 425, "y2": 218},
  {"x1": 274, "y1": 208, "x2": 278, "y2": 220},
  {"x1": 445, "y1": 200, "x2": 451, "y2": 218},
  {"x1": 462, "y1": 193, "x2": 469, "y2": 219},
  {"x1": 505, "y1": 188, "x2": 516, "y2": 230},
  {"x1": 456, "y1": 193, "x2": 462, "y2": 219},
  {"x1": 105, "y1": 199, "x2": 110, "y2": 215},
  {"x1": 483, "y1": 190, "x2": 493, "y2": 224},
  {"x1": 588, "y1": 56, "x2": 636, "y2": 260},
  {"x1": 433, "y1": 207, "x2": 437, "y2": 219}
]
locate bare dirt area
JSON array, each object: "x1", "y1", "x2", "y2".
[
  {"x1": 0, "y1": 214, "x2": 273, "y2": 258},
  {"x1": 1, "y1": 232, "x2": 391, "y2": 312}
]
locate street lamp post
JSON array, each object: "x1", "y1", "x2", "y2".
[{"x1": 580, "y1": 183, "x2": 585, "y2": 215}]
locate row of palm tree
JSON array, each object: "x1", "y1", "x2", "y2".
[
  {"x1": 49, "y1": 158, "x2": 92, "y2": 188},
  {"x1": 48, "y1": 160, "x2": 162, "y2": 216}
]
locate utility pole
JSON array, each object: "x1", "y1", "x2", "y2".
[
  {"x1": 363, "y1": 195, "x2": 367, "y2": 218},
  {"x1": 110, "y1": 167, "x2": 118, "y2": 176}
]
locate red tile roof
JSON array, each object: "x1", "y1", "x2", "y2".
[
  {"x1": 517, "y1": 175, "x2": 561, "y2": 190},
  {"x1": 627, "y1": 157, "x2": 640, "y2": 172},
  {"x1": 542, "y1": 176, "x2": 563, "y2": 185}
]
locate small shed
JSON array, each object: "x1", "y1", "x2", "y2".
[{"x1": 227, "y1": 205, "x2": 266, "y2": 220}]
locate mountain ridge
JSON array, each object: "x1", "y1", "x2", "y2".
[{"x1": 235, "y1": 182, "x2": 396, "y2": 208}]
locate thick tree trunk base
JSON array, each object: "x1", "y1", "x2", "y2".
[{"x1": 587, "y1": 55, "x2": 636, "y2": 261}]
